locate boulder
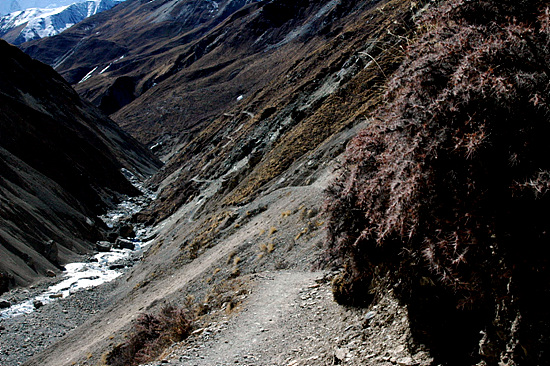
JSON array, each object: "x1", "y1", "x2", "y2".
[
  {"x1": 43, "y1": 239, "x2": 58, "y2": 263},
  {"x1": 118, "y1": 224, "x2": 135, "y2": 238},
  {"x1": 114, "y1": 238, "x2": 135, "y2": 250},
  {"x1": 45, "y1": 269, "x2": 56, "y2": 277},
  {"x1": 96, "y1": 241, "x2": 112, "y2": 252},
  {"x1": 0, "y1": 272, "x2": 14, "y2": 295},
  {"x1": 33, "y1": 300, "x2": 44, "y2": 309},
  {"x1": 0, "y1": 299, "x2": 11, "y2": 308},
  {"x1": 107, "y1": 231, "x2": 119, "y2": 242}
]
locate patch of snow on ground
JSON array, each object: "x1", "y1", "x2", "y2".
[
  {"x1": 99, "y1": 63, "x2": 111, "y2": 74},
  {"x1": 77, "y1": 66, "x2": 97, "y2": 83}
]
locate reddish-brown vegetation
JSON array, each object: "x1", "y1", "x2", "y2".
[
  {"x1": 326, "y1": 0, "x2": 550, "y2": 364},
  {"x1": 106, "y1": 305, "x2": 192, "y2": 366}
]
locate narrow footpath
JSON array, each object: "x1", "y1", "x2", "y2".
[{"x1": 144, "y1": 271, "x2": 433, "y2": 366}]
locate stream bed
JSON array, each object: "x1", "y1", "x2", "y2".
[
  {"x1": 0, "y1": 169, "x2": 156, "y2": 320},
  {"x1": 0, "y1": 171, "x2": 158, "y2": 365}
]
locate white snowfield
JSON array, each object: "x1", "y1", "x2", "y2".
[{"x1": 0, "y1": 0, "x2": 125, "y2": 44}]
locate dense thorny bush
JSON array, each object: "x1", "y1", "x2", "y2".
[
  {"x1": 326, "y1": 0, "x2": 550, "y2": 364},
  {"x1": 106, "y1": 305, "x2": 192, "y2": 366}
]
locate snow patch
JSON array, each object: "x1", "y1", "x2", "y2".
[
  {"x1": 99, "y1": 63, "x2": 111, "y2": 74},
  {"x1": 77, "y1": 66, "x2": 97, "y2": 84}
]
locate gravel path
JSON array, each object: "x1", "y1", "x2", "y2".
[
  {"x1": 144, "y1": 270, "x2": 337, "y2": 366},
  {"x1": 178, "y1": 271, "x2": 326, "y2": 365},
  {"x1": 142, "y1": 270, "x2": 434, "y2": 366}
]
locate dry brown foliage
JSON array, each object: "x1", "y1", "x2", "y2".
[
  {"x1": 326, "y1": 0, "x2": 550, "y2": 364},
  {"x1": 106, "y1": 305, "x2": 192, "y2": 366}
]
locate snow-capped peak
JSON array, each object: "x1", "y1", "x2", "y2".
[{"x1": 0, "y1": 0, "x2": 126, "y2": 44}]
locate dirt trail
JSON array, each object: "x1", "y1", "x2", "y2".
[
  {"x1": 151, "y1": 270, "x2": 340, "y2": 366},
  {"x1": 145, "y1": 269, "x2": 434, "y2": 366}
]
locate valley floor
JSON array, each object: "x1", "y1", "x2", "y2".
[
  {"x1": 3, "y1": 123, "x2": 433, "y2": 366},
  {"x1": 0, "y1": 275, "x2": 122, "y2": 366}
]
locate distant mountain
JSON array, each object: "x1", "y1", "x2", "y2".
[
  {"x1": 0, "y1": 1, "x2": 82, "y2": 15},
  {"x1": 0, "y1": 1, "x2": 21, "y2": 16},
  {"x1": 0, "y1": 0, "x2": 125, "y2": 44},
  {"x1": 0, "y1": 39, "x2": 161, "y2": 290}
]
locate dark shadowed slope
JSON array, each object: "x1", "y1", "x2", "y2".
[{"x1": 0, "y1": 40, "x2": 161, "y2": 291}]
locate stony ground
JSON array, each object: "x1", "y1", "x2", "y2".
[
  {"x1": 143, "y1": 270, "x2": 433, "y2": 366},
  {"x1": 0, "y1": 279, "x2": 118, "y2": 366},
  {"x1": 0, "y1": 254, "x2": 139, "y2": 366},
  {"x1": 1, "y1": 267, "x2": 434, "y2": 366}
]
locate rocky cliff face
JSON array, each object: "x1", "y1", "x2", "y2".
[{"x1": 0, "y1": 39, "x2": 161, "y2": 291}]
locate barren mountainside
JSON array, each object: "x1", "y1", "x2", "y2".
[
  {"x1": 1, "y1": 0, "x2": 549, "y2": 365},
  {"x1": 0, "y1": 39, "x2": 161, "y2": 290}
]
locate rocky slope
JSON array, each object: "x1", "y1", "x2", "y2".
[
  {"x1": 0, "y1": 0, "x2": 126, "y2": 45},
  {"x1": 16, "y1": 1, "x2": 429, "y2": 365},
  {"x1": 7, "y1": 0, "x2": 549, "y2": 365},
  {"x1": 0, "y1": 39, "x2": 161, "y2": 292},
  {"x1": 23, "y1": 0, "x2": 419, "y2": 215}
]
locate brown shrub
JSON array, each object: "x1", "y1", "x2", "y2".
[
  {"x1": 325, "y1": 0, "x2": 550, "y2": 364},
  {"x1": 106, "y1": 305, "x2": 192, "y2": 366}
]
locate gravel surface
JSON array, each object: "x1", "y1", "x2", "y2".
[{"x1": 143, "y1": 271, "x2": 433, "y2": 366}]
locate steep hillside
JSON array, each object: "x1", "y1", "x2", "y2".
[
  {"x1": 0, "y1": 0, "x2": 125, "y2": 45},
  {"x1": 23, "y1": 0, "x2": 419, "y2": 216},
  {"x1": 0, "y1": 40, "x2": 161, "y2": 291},
  {"x1": 13, "y1": 0, "x2": 550, "y2": 365},
  {"x1": 21, "y1": 0, "x2": 263, "y2": 141},
  {"x1": 19, "y1": 1, "x2": 427, "y2": 365}
]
